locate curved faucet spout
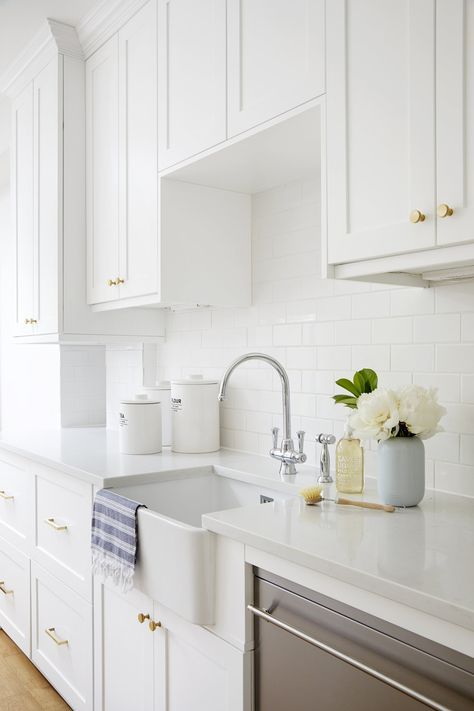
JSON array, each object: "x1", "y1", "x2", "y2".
[
  {"x1": 218, "y1": 353, "x2": 306, "y2": 475},
  {"x1": 218, "y1": 352, "x2": 291, "y2": 440}
]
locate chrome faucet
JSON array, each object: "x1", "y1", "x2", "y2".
[{"x1": 218, "y1": 353, "x2": 306, "y2": 475}]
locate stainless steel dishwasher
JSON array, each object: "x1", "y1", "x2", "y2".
[{"x1": 251, "y1": 569, "x2": 474, "y2": 711}]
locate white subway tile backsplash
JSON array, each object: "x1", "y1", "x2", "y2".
[
  {"x1": 390, "y1": 288, "x2": 435, "y2": 316},
  {"x1": 461, "y1": 313, "x2": 474, "y2": 342},
  {"x1": 414, "y1": 314, "x2": 460, "y2": 343},
  {"x1": 373, "y1": 317, "x2": 412, "y2": 344},
  {"x1": 317, "y1": 295, "x2": 351, "y2": 321},
  {"x1": 436, "y1": 344, "x2": 474, "y2": 373},
  {"x1": 352, "y1": 345, "x2": 390, "y2": 372},
  {"x1": 334, "y1": 319, "x2": 371, "y2": 345},
  {"x1": 434, "y1": 462, "x2": 474, "y2": 497},
  {"x1": 461, "y1": 375, "x2": 474, "y2": 403},
  {"x1": 273, "y1": 324, "x2": 302, "y2": 346},
  {"x1": 154, "y1": 179, "x2": 474, "y2": 497},
  {"x1": 391, "y1": 345, "x2": 434, "y2": 372},
  {"x1": 352, "y1": 292, "x2": 390, "y2": 319},
  {"x1": 436, "y1": 282, "x2": 474, "y2": 313}
]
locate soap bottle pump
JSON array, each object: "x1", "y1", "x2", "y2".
[{"x1": 335, "y1": 421, "x2": 364, "y2": 494}]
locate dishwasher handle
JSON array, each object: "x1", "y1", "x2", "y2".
[{"x1": 248, "y1": 604, "x2": 449, "y2": 711}]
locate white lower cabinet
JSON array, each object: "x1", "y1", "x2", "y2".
[
  {"x1": 96, "y1": 582, "x2": 249, "y2": 711},
  {"x1": 31, "y1": 561, "x2": 93, "y2": 711},
  {"x1": 0, "y1": 537, "x2": 30, "y2": 655}
]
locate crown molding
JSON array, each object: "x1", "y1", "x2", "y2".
[
  {"x1": 0, "y1": 19, "x2": 83, "y2": 97},
  {"x1": 76, "y1": 0, "x2": 149, "y2": 58}
]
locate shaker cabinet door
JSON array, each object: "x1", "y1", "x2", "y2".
[
  {"x1": 227, "y1": 0, "x2": 325, "y2": 137},
  {"x1": 157, "y1": 0, "x2": 226, "y2": 170},
  {"x1": 117, "y1": 0, "x2": 159, "y2": 300},
  {"x1": 86, "y1": 35, "x2": 120, "y2": 305},
  {"x1": 32, "y1": 57, "x2": 59, "y2": 335},
  {"x1": 326, "y1": 0, "x2": 437, "y2": 264},
  {"x1": 12, "y1": 83, "x2": 35, "y2": 335},
  {"x1": 97, "y1": 584, "x2": 154, "y2": 711},
  {"x1": 436, "y1": 0, "x2": 474, "y2": 247},
  {"x1": 154, "y1": 603, "x2": 245, "y2": 711}
]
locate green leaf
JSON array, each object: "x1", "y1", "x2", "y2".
[
  {"x1": 360, "y1": 368, "x2": 378, "y2": 392},
  {"x1": 353, "y1": 370, "x2": 365, "y2": 394},
  {"x1": 332, "y1": 395, "x2": 358, "y2": 409},
  {"x1": 335, "y1": 378, "x2": 361, "y2": 397}
]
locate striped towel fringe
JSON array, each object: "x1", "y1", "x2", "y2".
[{"x1": 91, "y1": 488, "x2": 146, "y2": 593}]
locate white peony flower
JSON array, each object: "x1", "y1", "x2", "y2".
[
  {"x1": 397, "y1": 385, "x2": 446, "y2": 439},
  {"x1": 349, "y1": 388, "x2": 400, "y2": 441}
]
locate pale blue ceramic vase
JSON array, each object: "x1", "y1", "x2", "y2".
[{"x1": 377, "y1": 437, "x2": 425, "y2": 507}]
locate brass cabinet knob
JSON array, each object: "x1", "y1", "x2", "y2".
[
  {"x1": 117, "y1": 277, "x2": 125, "y2": 284},
  {"x1": 107, "y1": 279, "x2": 118, "y2": 286},
  {"x1": 24, "y1": 318, "x2": 31, "y2": 325},
  {"x1": 137, "y1": 613, "x2": 150, "y2": 624},
  {"x1": 409, "y1": 209, "x2": 426, "y2": 224},
  {"x1": 437, "y1": 203, "x2": 454, "y2": 218},
  {"x1": 149, "y1": 620, "x2": 161, "y2": 632},
  {"x1": 24, "y1": 318, "x2": 37, "y2": 325},
  {"x1": 30, "y1": 319, "x2": 37, "y2": 324}
]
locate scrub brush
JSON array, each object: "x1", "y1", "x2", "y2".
[
  {"x1": 299, "y1": 485, "x2": 395, "y2": 513},
  {"x1": 300, "y1": 486, "x2": 323, "y2": 505}
]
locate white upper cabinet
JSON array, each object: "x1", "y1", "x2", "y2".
[
  {"x1": 326, "y1": 0, "x2": 437, "y2": 265},
  {"x1": 157, "y1": 0, "x2": 226, "y2": 170},
  {"x1": 436, "y1": 0, "x2": 474, "y2": 247},
  {"x1": 33, "y1": 57, "x2": 59, "y2": 336},
  {"x1": 12, "y1": 84, "x2": 34, "y2": 336},
  {"x1": 86, "y1": 1, "x2": 159, "y2": 307},
  {"x1": 4, "y1": 19, "x2": 164, "y2": 342},
  {"x1": 118, "y1": 1, "x2": 159, "y2": 299},
  {"x1": 86, "y1": 35, "x2": 120, "y2": 306},
  {"x1": 12, "y1": 57, "x2": 60, "y2": 338},
  {"x1": 85, "y1": 1, "x2": 251, "y2": 311},
  {"x1": 227, "y1": 0, "x2": 325, "y2": 137}
]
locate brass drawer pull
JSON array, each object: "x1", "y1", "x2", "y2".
[
  {"x1": 45, "y1": 627, "x2": 68, "y2": 646},
  {"x1": 137, "y1": 613, "x2": 150, "y2": 624},
  {"x1": 0, "y1": 490, "x2": 14, "y2": 500},
  {"x1": 149, "y1": 620, "x2": 161, "y2": 632},
  {"x1": 0, "y1": 581, "x2": 13, "y2": 595},
  {"x1": 45, "y1": 517, "x2": 68, "y2": 532},
  {"x1": 117, "y1": 277, "x2": 125, "y2": 284}
]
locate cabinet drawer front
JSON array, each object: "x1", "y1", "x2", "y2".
[
  {"x1": 0, "y1": 451, "x2": 33, "y2": 549},
  {"x1": 0, "y1": 537, "x2": 30, "y2": 655},
  {"x1": 31, "y1": 562, "x2": 93, "y2": 711},
  {"x1": 35, "y1": 466, "x2": 92, "y2": 600}
]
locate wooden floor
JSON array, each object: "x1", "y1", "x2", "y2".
[{"x1": 0, "y1": 631, "x2": 70, "y2": 710}]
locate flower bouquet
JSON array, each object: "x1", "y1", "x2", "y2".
[{"x1": 333, "y1": 369, "x2": 446, "y2": 506}]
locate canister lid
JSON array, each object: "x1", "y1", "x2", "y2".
[
  {"x1": 171, "y1": 374, "x2": 218, "y2": 386},
  {"x1": 120, "y1": 393, "x2": 161, "y2": 405}
]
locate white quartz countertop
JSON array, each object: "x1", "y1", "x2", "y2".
[{"x1": 0, "y1": 427, "x2": 472, "y2": 635}]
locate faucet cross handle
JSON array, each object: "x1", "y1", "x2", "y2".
[
  {"x1": 271, "y1": 426, "x2": 279, "y2": 450},
  {"x1": 296, "y1": 430, "x2": 305, "y2": 454}
]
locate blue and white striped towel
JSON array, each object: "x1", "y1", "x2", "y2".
[{"x1": 91, "y1": 489, "x2": 146, "y2": 592}]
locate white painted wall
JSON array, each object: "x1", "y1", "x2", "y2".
[{"x1": 156, "y1": 178, "x2": 474, "y2": 498}]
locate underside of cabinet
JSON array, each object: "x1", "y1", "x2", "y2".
[{"x1": 330, "y1": 241, "x2": 474, "y2": 287}]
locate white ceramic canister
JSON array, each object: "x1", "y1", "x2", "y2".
[
  {"x1": 119, "y1": 394, "x2": 162, "y2": 454},
  {"x1": 171, "y1": 375, "x2": 220, "y2": 453},
  {"x1": 143, "y1": 381, "x2": 172, "y2": 446}
]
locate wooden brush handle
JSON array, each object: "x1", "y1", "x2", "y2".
[{"x1": 337, "y1": 498, "x2": 395, "y2": 513}]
